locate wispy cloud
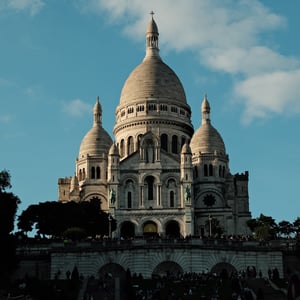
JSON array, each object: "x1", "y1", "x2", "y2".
[
  {"x1": 0, "y1": 114, "x2": 14, "y2": 123},
  {"x1": 62, "y1": 99, "x2": 92, "y2": 117},
  {"x1": 77, "y1": 0, "x2": 300, "y2": 123},
  {"x1": 0, "y1": 0, "x2": 45, "y2": 16},
  {"x1": 0, "y1": 78, "x2": 12, "y2": 87}
]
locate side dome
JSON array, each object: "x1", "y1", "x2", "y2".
[
  {"x1": 190, "y1": 95, "x2": 226, "y2": 155},
  {"x1": 190, "y1": 124, "x2": 226, "y2": 155},
  {"x1": 79, "y1": 127, "x2": 113, "y2": 157},
  {"x1": 79, "y1": 98, "x2": 113, "y2": 158}
]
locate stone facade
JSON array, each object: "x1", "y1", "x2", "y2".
[{"x1": 58, "y1": 16, "x2": 252, "y2": 238}]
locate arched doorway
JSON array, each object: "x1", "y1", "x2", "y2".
[
  {"x1": 165, "y1": 220, "x2": 180, "y2": 238},
  {"x1": 143, "y1": 221, "x2": 158, "y2": 237},
  {"x1": 98, "y1": 263, "x2": 127, "y2": 280},
  {"x1": 120, "y1": 221, "x2": 135, "y2": 239},
  {"x1": 152, "y1": 261, "x2": 183, "y2": 278},
  {"x1": 211, "y1": 262, "x2": 237, "y2": 278}
]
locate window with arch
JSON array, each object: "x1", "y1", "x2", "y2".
[
  {"x1": 145, "y1": 139, "x2": 154, "y2": 163},
  {"x1": 161, "y1": 134, "x2": 168, "y2": 151},
  {"x1": 209, "y1": 164, "x2": 213, "y2": 176},
  {"x1": 127, "y1": 136, "x2": 134, "y2": 155},
  {"x1": 204, "y1": 164, "x2": 208, "y2": 176},
  {"x1": 170, "y1": 191, "x2": 175, "y2": 207},
  {"x1": 96, "y1": 166, "x2": 100, "y2": 179},
  {"x1": 145, "y1": 176, "x2": 154, "y2": 200},
  {"x1": 127, "y1": 191, "x2": 132, "y2": 209},
  {"x1": 172, "y1": 135, "x2": 178, "y2": 154},
  {"x1": 127, "y1": 107, "x2": 134, "y2": 114},
  {"x1": 120, "y1": 139, "x2": 125, "y2": 157},
  {"x1": 137, "y1": 105, "x2": 145, "y2": 112},
  {"x1": 219, "y1": 165, "x2": 222, "y2": 177},
  {"x1": 160, "y1": 104, "x2": 168, "y2": 111},
  {"x1": 82, "y1": 168, "x2": 86, "y2": 180},
  {"x1": 79, "y1": 169, "x2": 82, "y2": 181},
  {"x1": 91, "y1": 167, "x2": 95, "y2": 179}
]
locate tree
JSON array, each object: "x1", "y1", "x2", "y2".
[
  {"x1": 278, "y1": 220, "x2": 294, "y2": 238},
  {"x1": 18, "y1": 199, "x2": 116, "y2": 239},
  {"x1": 247, "y1": 214, "x2": 278, "y2": 240},
  {"x1": 293, "y1": 217, "x2": 300, "y2": 237},
  {"x1": 0, "y1": 169, "x2": 21, "y2": 287}
]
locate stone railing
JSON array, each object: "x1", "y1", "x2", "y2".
[{"x1": 16, "y1": 237, "x2": 296, "y2": 256}]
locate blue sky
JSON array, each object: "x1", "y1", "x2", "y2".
[{"x1": 1, "y1": 0, "x2": 300, "y2": 224}]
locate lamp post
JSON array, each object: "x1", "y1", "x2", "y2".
[{"x1": 208, "y1": 215, "x2": 212, "y2": 237}]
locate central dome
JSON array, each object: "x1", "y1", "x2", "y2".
[
  {"x1": 119, "y1": 58, "x2": 187, "y2": 106},
  {"x1": 119, "y1": 16, "x2": 187, "y2": 106}
]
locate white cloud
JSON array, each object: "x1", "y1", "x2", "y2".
[
  {"x1": 0, "y1": 0, "x2": 45, "y2": 16},
  {"x1": 235, "y1": 69, "x2": 300, "y2": 123},
  {"x1": 77, "y1": 0, "x2": 300, "y2": 123},
  {"x1": 202, "y1": 46, "x2": 299, "y2": 76},
  {"x1": 63, "y1": 99, "x2": 92, "y2": 117}
]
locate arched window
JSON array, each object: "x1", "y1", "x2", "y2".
[
  {"x1": 91, "y1": 167, "x2": 95, "y2": 179},
  {"x1": 161, "y1": 134, "x2": 168, "y2": 151},
  {"x1": 145, "y1": 139, "x2": 154, "y2": 163},
  {"x1": 209, "y1": 164, "x2": 213, "y2": 176},
  {"x1": 145, "y1": 176, "x2": 154, "y2": 200},
  {"x1": 219, "y1": 165, "x2": 222, "y2": 177},
  {"x1": 83, "y1": 168, "x2": 86, "y2": 180},
  {"x1": 204, "y1": 164, "x2": 208, "y2": 176},
  {"x1": 127, "y1": 192, "x2": 132, "y2": 209},
  {"x1": 127, "y1": 136, "x2": 134, "y2": 155},
  {"x1": 96, "y1": 166, "x2": 100, "y2": 179},
  {"x1": 120, "y1": 139, "x2": 125, "y2": 157},
  {"x1": 79, "y1": 169, "x2": 82, "y2": 181},
  {"x1": 170, "y1": 191, "x2": 175, "y2": 208},
  {"x1": 172, "y1": 135, "x2": 178, "y2": 154}
]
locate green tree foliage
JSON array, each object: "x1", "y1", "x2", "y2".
[
  {"x1": 247, "y1": 214, "x2": 278, "y2": 240},
  {"x1": 278, "y1": 220, "x2": 294, "y2": 238},
  {"x1": 293, "y1": 217, "x2": 300, "y2": 237},
  {"x1": 17, "y1": 199, "x2": 116, "y2": 239},
  {"x1": 0, "y1": 169, "x2": 21, "y2": 287}
]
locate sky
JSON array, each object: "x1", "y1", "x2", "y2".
[{"x1": 1, "y1": 0, "x2": 300, "y2": 225}]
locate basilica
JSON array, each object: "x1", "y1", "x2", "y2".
[{"x1": 58, "y1": 15, "x2": 252, "y2": 238}]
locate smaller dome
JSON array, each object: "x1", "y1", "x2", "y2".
[
  {"x1": 78, "y1": 98, "x2": 113, "y2": 158},
  {"x1": 190, "y1": 95, "x2": 226, "y2": 155},
  {"x1": 190, "y1": 124, "x2": 226, "y2": 155},
  {"x1": 79, "y1": 127, "x2": 112, "y2": 158}
]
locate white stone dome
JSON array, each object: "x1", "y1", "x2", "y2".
[
  {"x1": 79, "y1": 98, "x2": 113, "y2": 158},
  {"x1": 190, "y1": 96, "x2": 226, "y2": 155},
  {"x1": 119, "y1": 57, "x2": 187, "y2": 106}
]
